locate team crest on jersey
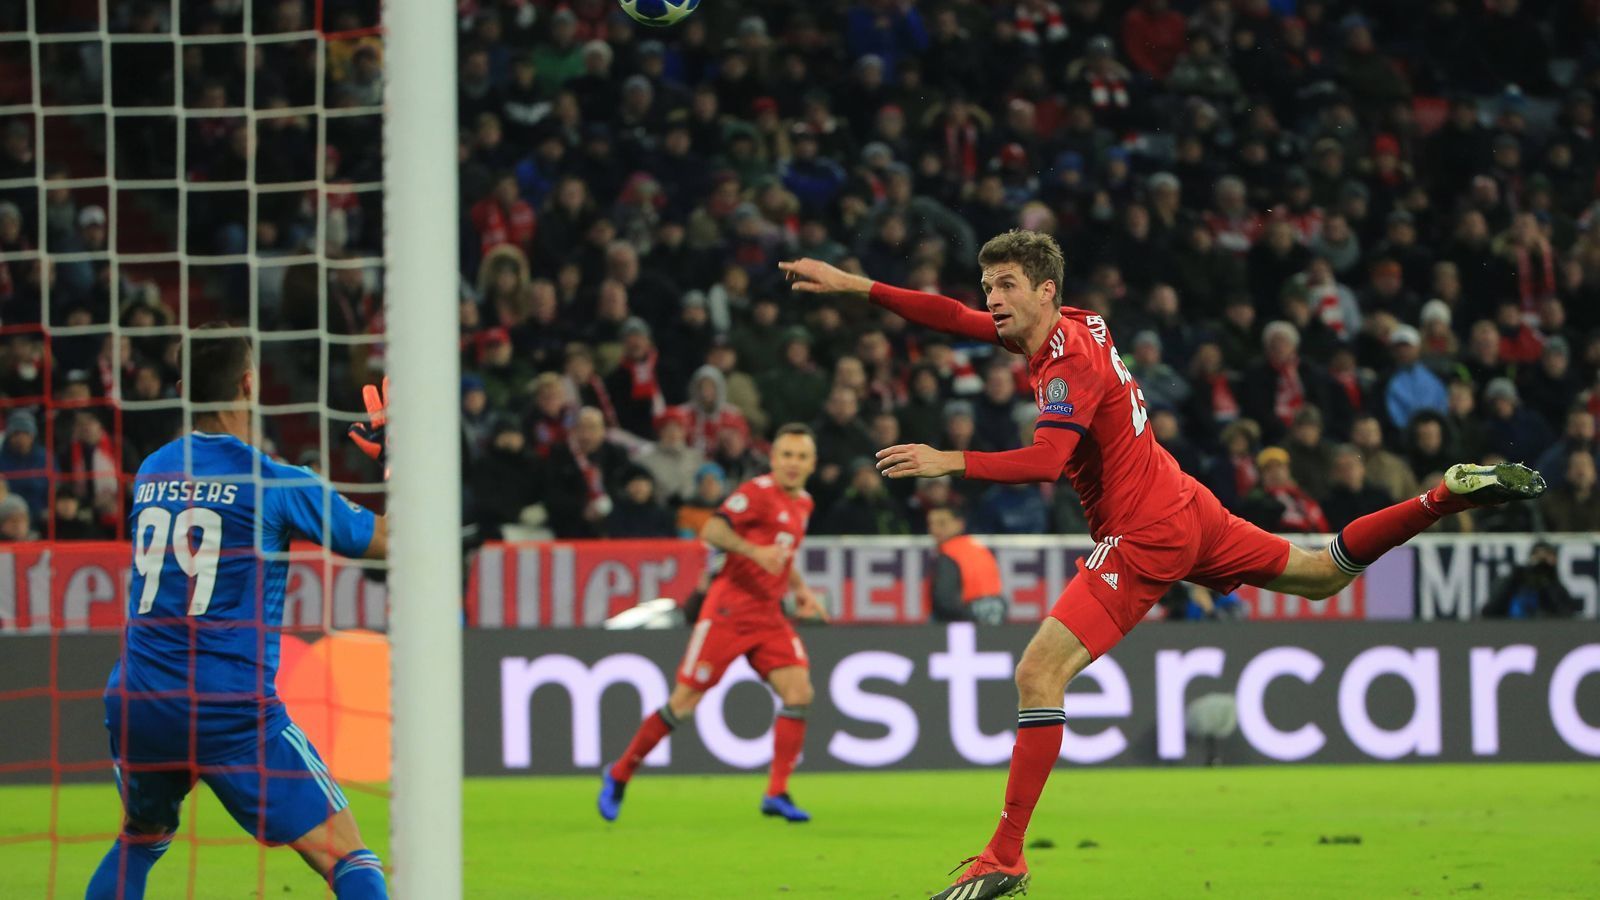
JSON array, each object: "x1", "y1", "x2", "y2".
[
  {"x1": 725, "y1": 492, "x2": 749, "y2": 513},
  {"x1": 778, "y1": 511, "x2": 789, "y2": 522}
]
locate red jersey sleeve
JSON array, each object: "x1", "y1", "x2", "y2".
[
  {"x1": 1032, "y1": 347, "x2": 1103, "y2": 435},
  {"x1": 716, "y1": 481, "x2": 768, "y2": 532},
  {"x1": 869, "y1": 283, "x2": 999, "y2": 345}
]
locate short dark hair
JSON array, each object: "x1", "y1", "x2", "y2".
[
  {"x1": 773, "y1": 422, "x2": 815, "y2": 442},
  {"x1": 928, "y1": 504, "x2": 964, "y2": 521},
  {"x1": 978, "y1": 230, "x2": 1066, "y2": 305},
  {"x1": 188, "y1": 322, "x2": 253, "y2": 405}
]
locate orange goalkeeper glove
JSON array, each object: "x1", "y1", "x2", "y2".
[{"x1": 347, "y1": 376, "x2": 388, "y2": 467}]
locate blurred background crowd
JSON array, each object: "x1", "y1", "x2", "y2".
[{"x1": 2, "y1": 0, "x2": 1600, "y2": 543}]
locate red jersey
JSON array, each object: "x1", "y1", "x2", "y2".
[
  {"x1": 703, "y1": 475, "x2": 813, "y2": 622},
  {"x1": 870, "y1": 284, "x2": 1196, "y2": 540},
  {"x1": 1011, "y1": 310, "x2": 1196, "y2": 538}
]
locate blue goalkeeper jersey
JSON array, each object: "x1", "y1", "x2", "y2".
[{"x1": 105, "y1": 432, "x2": 376, "y2": 763}]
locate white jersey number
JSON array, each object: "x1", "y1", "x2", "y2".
[
  {"x1": 1108, "y1": 348, "x2": 1149, "y2": 436},
  {"x1": 134, "y1": 506, "x2": 224, "y2": 616}
]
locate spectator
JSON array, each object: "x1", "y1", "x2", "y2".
[
  {"x1": 606, "y1": 466, "x2": 679, "y2": 538},
  {"x1": 758, "y1": 327, "x2": 828, "y2": 429},
  {"x1": 475, "y1": 326, "x2": 534, "y2": 411},
  {"x1": 636, "y1": 408, "x2": 705, "y2": 504},
  {"x1": 1540, "y1": 451, "x2": 1600, "y2": 532},
  {"x1": 675, "y1": 462, "x2": 728, "y2": 538},
  {"x1": 1241, "y1": 320, "x2": 1343, "y2": 444},
  {"x1": 711, "y1": 419, "x2": 766, "y2": 486},
  {"x1": 461, "y1": 374, "x2": 494, "y2": 464},
  {"x1": 52, "y1": 491, "x2": 102, "y2": 541},
  {"x1": 1285, "y1": 407, "x2": 1335, "y2": 502},
  {"x1": 1350, "y1": 413, "x2": 1418, "y2": 502},
  {"x1": 704, "y1": 338, "x2": 767, "y2": 435},
  {"x1": 470, "y1": 419, "x2": 546, "y2": 541},
  {"x1": 0, "y1": 493, "x2": 33, "y2": 541},
  {"x1": 974, "y1": 364, "x2": 1026, "y2": 451},
  {"x1": 926, "y1": 506, "x2": 1006, "y2": 624},
  {"x1": 1405, "y1": 411, "x2": 1456, "y2": 486},
  {"x1": 1480, "y1": 541, "x2": 1580, "y2": 619},
  {"x1": 1384, "y1": 325, "x2": 1448, "y2": 430},
  {"x1": 544, "y1": 407, "x2": 630, "y2": 539},
  {"x1": 1535, "y1": 409, "x2": 1599, "y2": 491},
  {"x1": 529, "y1": 371, "x2": 575, "y2": 459},
  {"x1": 604, "y1": 317, "x2": 669, "y2": 439},
  {"x1": 675, "y1": 365, "x2": 749, "y2": 454},
  {"x1": 0, "y1": 410, "x2": 46, "y2": 517},
  {"x1": 1125, "y1": 331, "x2": 1191, "y2": 412},
  {"x1": 818, "y1": 457, "x2": 909, "y2": 535},
  {"x1": 970, "y1": 481, "x2": 1052, "y2": 536},
  {"x1": 1523, "y1": 336, "x2": 1580, "y2": 428},
  {"x1": 1322, "y1": 443, "x2": 1391, "y2": 531},
  {"x1": 1245, "y1": 446, "x2": 1330, "y2": 533},
  {"x1": 812, "y1": 385, "x2": 875, "y2": 482},
  {"x1": 730, "y1": 298, "x2": 787, "y2": 379},
  {"x1": 1481, "y1": 377, "x2": 1554, "y2": 462}
]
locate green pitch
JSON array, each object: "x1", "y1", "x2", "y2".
[{"x1": 3, "y1": 764, "x2": 1596, "y2": 898}]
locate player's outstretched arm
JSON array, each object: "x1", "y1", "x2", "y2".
[
  {"x1": 700, "y1": 514, "x2": 787, "y2": 575},
  {"x1": 879, "y1": 426, "x2": 1082, "y2": 483},
  {"x1": 779, "y1": 258, "x2": 999, "y2": 345}
]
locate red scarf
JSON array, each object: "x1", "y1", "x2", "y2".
[
  {"x1": 1088, "y1": 75, "x2": 1129, "y2": 110},
  {"x1": 531, "y1": 412, "x2": 570, "y2": 458},
  {"x1": 1014, "y1": 4, "x2": 1067, "y2": 44},
  {"x1": 1311, "y1": 285, "x2": 1350, "y2": 338},
  {"x1": 1268, "y1": 484, "x2": 1329, "y2": 533},
  {"x1": 943, "y1": 121, "x2": 979, "y2": 182},
  {"x1": 1232, "y1": 455, "x2": 1258, "y2": 496},
  {"x1": 627, "y1": 348, "x2": 664, "y2": 415},
  {"x1": 1331, "y1": 369, "x2": 1363, "y2": 412},
  {"x1": 1514, "y1": 241, "x2": 1556, "y2": 312},
  {"x1": 567, "y1": 434, "x2": 607, "y2": 503},
  {"x1": 1208, "y1": 373, "x2": 1240, "y2": 422},
  {"x1": 583, "y1": 372, "x2": 619, "y2": 428},
  {"x1": 1272, "y1": 356, "x2": 1305, "y2": 427}
]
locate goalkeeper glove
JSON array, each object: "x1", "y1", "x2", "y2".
[{"x1": 348, "y1": 376, "x2": 389, "y2": 467}]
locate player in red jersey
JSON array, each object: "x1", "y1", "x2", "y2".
[
  {"x1": 599, "y1": 423, "x2": 828, "y2": 823},
  {"x1": 781, "y1": 231, "x2": 1545, "y2": 900}
]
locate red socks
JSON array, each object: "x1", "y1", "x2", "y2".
[
  {"x1": 987, "y1": 709, "x2": 1065, "y2": 867},
  {"x1": 766, "y1": 707, "x2": 807, "y2": 797},
  {"x1": 610, "y1": 707, "x2": 678, "y2": 783},
  {"x1": 1331, "y1": 481, "x2": 1466, "y2": 574}
]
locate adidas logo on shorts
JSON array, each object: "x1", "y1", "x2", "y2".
[{"x1": 1101, "y1": 573, "x2": 1119, "y2": 590}]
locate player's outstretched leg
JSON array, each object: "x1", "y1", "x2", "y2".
[
  {"x1": 85, "y1": 823, "x2": 172, "y2": 900},
  {"x1": 601, "y1": 686, "x2": 701, "y2": 821},
  {"x1": 760, "y1": 665, "x2": 813, "y2": 823},
  {"x1": 933, "y1": 618, "x2": 1091, "y2": 900},
  {"x1": 290, "y1": 809, "x2": 386, "y2": 899},
  {"x1": 1328, "y1": 462, "x2": 1546, "y2": 578}
]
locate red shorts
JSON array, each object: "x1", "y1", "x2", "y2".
[
  {"x1": 676, "y1": 616, "x2": 808, "y2": 690},
  {"x1": 1050, "y1": 487, "x2": 1290, "y2": 658}
]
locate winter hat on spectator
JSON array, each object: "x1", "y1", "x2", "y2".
[
  {"x1": 780, "y1": 326, "x2": 812, "y2": 347},
  {"x1": 738, "y1": 15, "x2": 768, "y2": 38},
  {"x1": 637, "y1": 40, "x2": 665, "y2": 58},
  {"x1": 1388, "y1": 324, "x2": 1421, "y2": 347},
  {"x1": 1371, "y1": 133, "x2": 1400, "y2": 158},
  {"x1": 1147, "y1": 172, "x2": 1180, "y2": 193},
  {"x1": 861, "y1": 142, "x2": 894, "y2": 166},
  {"x1": 0, "y1": 201, "x2": 19, "y2": 224},
  {"x1": 491, "y1": 415, "x2": 523, "y2": 439},
  {"x1": 6, "y1": 410, "x2": 37, "y2": 437},
  {"x1": 943, "y1": 399, "x2": 975, "y2": 421},
  {"x1": 695, "y1": 461, "x2": 726, "y2": 485},
  {"x1": 751, "y1": 96, "x2": 778, "y2": 116},
  {"x1": 1284, "y1": 166, "x2": 1311, "y2": 187},
  {"x1": 481, "y1": 326, "x2": 511, "y2": 347},
  {"x1": 0, "y1": 495, "x2": 28, "y2": 524},
  {"x1": 654, "y1": 406, "x2": 691, "y2": 433},
  {"x1": 1341, "y1": 181, "x2": 1371, "y2": 202},
  {"x1": 622, "y1": 75, "x2": 652, "y2": 97},
  {"x1": 1420, "y1": 300, "x2": 1452, "y2": 327},
  {"x1": 681, "y1": 290, "x2": 708, "y2": 310},
  {"x1": 1387, "y1": 209, "x2": 1414, "y2": 226},
  {"x1": 78, "y1": 205, "x2": 107, "y2": 228},
  {"x1": 1133, "y1": 331, "x2": 1162, "y2": 353},
  {"x1": 1484, "y1": 378, "x2": 1519, "y2": 403},
  {"x1": 1256, "y1": 446, "x2": 1291, "y2": 468},
  {"x1": 620, "y1": 317, "x2": 652, "y2": 340},
  {"x1": 1086, "y1": 35, "x2": 1114, "y2": 57},
  {"x1": 1544, "y1": 335, "x2": 1571, "y2": 358},
  {"x1": 461, "y1": 374, "x2": 485, "y2": 397}
]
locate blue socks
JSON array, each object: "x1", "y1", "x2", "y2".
[
  {"x1": 85, "y1": 832, "x2": 170, "y2": 900},
  {"x1": 331, "y1": 849, "x2": 388, "y2": 899}
]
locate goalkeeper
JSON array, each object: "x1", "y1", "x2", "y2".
[{"x1": 89, "y1": 325, "x2": 391, "y2": 900}]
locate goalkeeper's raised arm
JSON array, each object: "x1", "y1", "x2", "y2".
[{"x1": 778, "y1": 258, "x2": 1001, "y2": 346}]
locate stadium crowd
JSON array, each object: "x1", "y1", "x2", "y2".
[{"x1": 4, "y1": 0, "x2": 1600, "y2": 543}]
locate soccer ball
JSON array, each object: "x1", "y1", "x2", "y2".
[{"x1": 619, "y1": 0, "x2": 700, "y2": 27}]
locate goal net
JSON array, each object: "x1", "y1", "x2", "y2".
[{"x1": 0, "y1": 0, "x2": 457, "y2": 895}]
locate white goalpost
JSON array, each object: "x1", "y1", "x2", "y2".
[{"x1": 384, "y1": 0, "x2": 463, "y2": 897}]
